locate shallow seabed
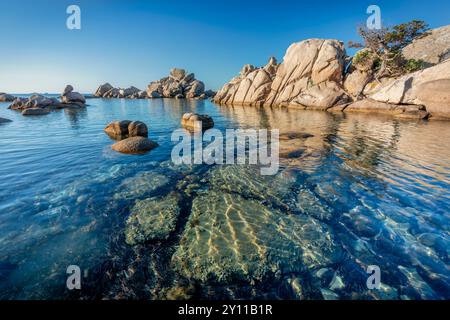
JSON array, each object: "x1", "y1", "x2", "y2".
[{"x1": 0, "y1": 98, "x2": 449, "y2": 300}]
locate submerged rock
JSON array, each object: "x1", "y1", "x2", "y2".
[
  {"x1": 172, "y1": 191, "x2": 343, "y2": 283},
  {"x1": 0, "y1": 117, "x2": 12, "y2": 123},
  {"x1": 21, "y1": 108, "x2": 50, "y2": 116},
  {"x1": 125, "y1": 193, "x2": 180, "y2": 245},
  {"x1": 181, "y1": 113, "x2": 214, "y2": 131},
  {"x1": 111, "y1": 136, "x2": 158, "y2": 154}
]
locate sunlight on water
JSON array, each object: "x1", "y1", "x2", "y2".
[{"x1": 0, "y1": 98, "x2": 449, "y2": 300}]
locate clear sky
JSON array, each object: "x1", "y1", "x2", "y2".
[{"x1": 0, "y1": 0, "x2": 449, "y2": 93}]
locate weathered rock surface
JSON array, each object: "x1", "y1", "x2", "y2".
[
  {"x1": 0, "y1": 93, "x2": 16, "y2": 102},
  {"x1": 104, "y1": 120, "x2": 148, "y2": 139},
  {"x1": 95, "y1": 84, "x2": 143, "y2": 99},
  {"x1": 343, "y1": 99, "x2": 430, "y2": 119},
  {"x1": 214, "y1": 39, "x2": 348, "y2": 109},
  {"x1": 146, "y1": 68, "x2": 209, "y2": 99},
  {"x1": 172, "y1": 191, "x2": 343, "y2": 283},
  {"x1": 111, "y1": 136, "x2": 158, "y2": 154},
  {"x1": 125, "y1": 193, "x2": 180, "y2": 245},
  {"x1": 369, "y1": 60, "x2": 450, "y2": 119},
  {"x1": 403, "y1": 25, "x2": 450, "y2": 67},
  {"x1": 214, "y1": 57, "x2": 278, "y2": 106},
  {"x1": 60, "y1": 85, "x2": 86, "y2": 107},
  {"x1": 181, "y1": 113, "x2": 214, "y2": 131},
  {"x1": 94, "y1": 83, "x2": 114, "y2": 97}
]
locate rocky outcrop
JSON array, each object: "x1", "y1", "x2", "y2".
[
  {"x1": 111, "y1": 136, "x2": 159, "y2": 154},
  {"x1": 94, "y1": 69, "x2": 212, "y2": 100},
  {"x1": 214, "y1": 39, "x2": 348, "y2": 109},
  {"x1": 146, "y1": 68, "x2": 209, "y2": 99},
  {"x1": 104, "y1": 120, "x2": 148, "y2": 139},
  {"x1": 0, "y1": 93, "x2": 16, "y2": 102},
  {"x1": 369, "y1": 59, "x2": 450, "y2": 119},
  {"x1": 344, "y1": 99, "x2": 429, "y2": 119},
  {"x1": 95, "y1": 84, "x2": 144, "y2": 99},
  {"x1": 403, "y1": 25, "x2": 450, "y2": 67},
  {"x1": 213, "y1": 57, "x2": 278, "y2": 106},
  {"x1": 8, "y1": 95, "x2": 59, "y2": 111},
  {"x1": 181, "y1": 113, "x2": 214, "y2": 131},
  {"x1": 95, "y1": 83, "x2": 114, "y2": 97},
  {"x1": 60, "y1": 85, "x2": 86, "y2": 107}
]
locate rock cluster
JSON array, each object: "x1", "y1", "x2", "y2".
[
  {"x1": 104, "y1": 120, "x2": 158, "y2": 154},
  {"x1": 181, "y1": 113, "x2": 214, "y2": 131},
  {"x1": 214, "y1": 25, "x2": 450, "y2": 120},
  {"x1": 95, "y1": 83, "x2": 145, "y2": 99},
  {"x1": 7, "y1": 86, "x2": 86, "y2": 116},
  {"x1": 94, "y1": 69, "x2": 215, "y2": 100},
  {"x1": 146, "y1": 68, "x2": 214, "y2": 99}
]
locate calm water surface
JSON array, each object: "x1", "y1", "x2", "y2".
[{"x1": 0, "y1": 98, "x2": 449, "y2": 299}]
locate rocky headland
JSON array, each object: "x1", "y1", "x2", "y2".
[
  {"x1": 214, "y1": 25, "x2": 450, "y2": 120},
  {"x1": 94, "y1": 68, "x2": 216, "y2": 100}
]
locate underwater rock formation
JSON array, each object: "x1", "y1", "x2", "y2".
[{"x1": 125, "y1": 193, "x2": 180, "y2": 245}]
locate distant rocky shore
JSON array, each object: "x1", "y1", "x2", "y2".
[
  {"x1": 214, "y1": 25, "x2": 450, "y2": 120},
  {"x1": 5, "y1": 85, "x2": 86, "y2": 116},
  {"x1": 94, "y1": 68, "x2": 216, "y2": 100}
]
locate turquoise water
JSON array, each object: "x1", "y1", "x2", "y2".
[{"x1": 0, "y1": 98, "x2": 449, "y2": 300}]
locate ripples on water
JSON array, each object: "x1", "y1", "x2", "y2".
[{"x1": 0, "y1": 98, "x2": 449, "y2": 300}]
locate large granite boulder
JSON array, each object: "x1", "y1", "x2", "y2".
[
  {"x1": 370, "y1": 59, "x2": 450, "y2": 119},
  {"x1": 266, "y1": 39, "x2": 346, "y2": 107},
  {"x1": 111, "y1": 136, "x2": 159, "y2": 154},
  {"x1": 104, "y1": 120, "x2": 148, "y2": 139},
  {"x1": 181, "y1": 113, "x2": 214, "y2": 131},
  {"x1": 213, "y1": 57, "x2": 278, "y2": 106},
  {"x1": 214, "y1": 39, "x2": 347, "y2": 109},
  {"x1": 0, "y1": 93, "x2": 16, "y2": 102},
  {"x1": 9, "y1": 95, "x2": 59, "y2": 111},
  {"x1": 94, "y1": 83, "x2": 114, "y2": 97},
  {"x1": 60, "y1": 85, "x2": 86, "y2": 107},
  {"x1": 403, "y1": 25, "x2": 450, "y2": 67}
]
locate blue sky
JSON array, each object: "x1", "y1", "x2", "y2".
[{"x1": 0, "y1": 0, "x2": 449, "y2": 93}]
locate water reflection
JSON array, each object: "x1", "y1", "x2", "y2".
[{"x1": 0, "y1": 99, "x2": 449, "y2": 300}]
